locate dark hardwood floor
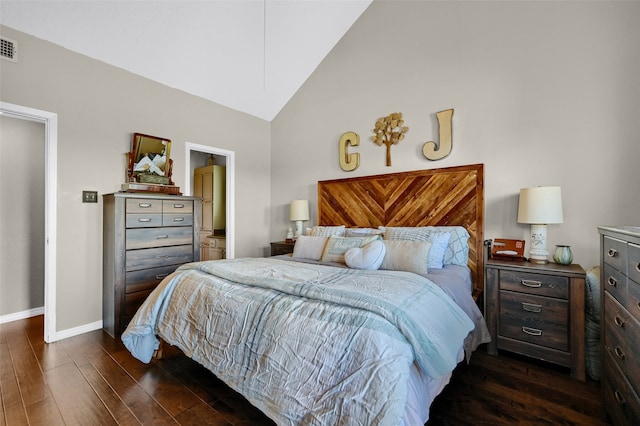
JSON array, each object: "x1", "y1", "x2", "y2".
[{"x1": 1, "y1": 316, "x2": 610, "y2": 425}]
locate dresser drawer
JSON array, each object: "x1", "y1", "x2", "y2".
[
  {"x1": 628, "y1": 280, "x2": 640, "y2": 323},
  {"x1": 603, "y1": 351, "x2": 640, "y2": 426},
  {"x1": 604, "y1": 292, "x2": 640, "y2": 393},
  {"x1": 603, "y1": 263, "x2": 628, "y2": 306},
  {"x1": 163, "y1": 199, "x2": 193, "y2": 214},
  {"x1": 603, "y1": 236, "x2": 628, "y2": 273},
  {"x1": 126, "y1": 213, "x2": 163, "y2": 228},
  {"x1": 125, "y1": 264, "x2": 178, "y2": 294},
  {"x1": 125, "y1": 245, "x2": 193, "y2": 272},
  {"x1": 499, "y1": 270, "x2": 568, "y2": 299},
  {"x1": 499, "y1": 290, "x2": 568, "y2": 351},
  {"x1": 126, "y1": 227, "x2": 193, "y2": 250},
  {"x1": 162, "y1": 213, "x2": 193, "y2": 227},
  {"x1": 124, "y1": 290, "x2": 153, "y2": 316},
  {"x1": 629, "y1": 243, "x2": 640, "y2": 284},
  {"x1": 126, "y1": 198, "x2": 162, "y2": 214}
]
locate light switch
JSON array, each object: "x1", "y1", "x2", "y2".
[{"x1": 82, "y1": 190, "x2": 98, "y2": 203}]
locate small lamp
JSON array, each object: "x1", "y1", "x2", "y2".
[
  {"x1": 289, "y1": 200, "x2": 309, "y2": 240},
  {"x1": 517, "y1": 186, "x2": 563, "y2": 264}
]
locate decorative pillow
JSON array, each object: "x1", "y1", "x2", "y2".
[
  {"x1": 292, "y1": 236, "x2": 329, "y2": 261},
  {"x1": 344, "y1": 240, "x2": 386, "y2": 270},
  {"x1": 309, "y1": 225, "x2": 346, "y2": 238},
  {"x1": 379, "y1": 240, "x2": 431, "y2": 275},
  {"x1": 345, "y1": 227, "x2": 385, "y2": 238},
  {"x1": 320, "y1": 235, "x2": 381, "y2": 263},
  {"x1": 380, "y1": 226, "x2": 469, "y2": 266}
]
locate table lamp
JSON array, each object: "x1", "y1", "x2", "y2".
[
  {"x1": 517, "y1": 186, "x2": 563, "y2": 264},
  {"x1": 289, "y1": 200, "x2": 309, "y2": 240}
]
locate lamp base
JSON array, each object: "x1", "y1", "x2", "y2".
[
  {"x1": 294, "y1": 220, "x2": 304, "y2": 240},
  {"x1": 527, "y1": 223, "x2": 549, "y2": 264}
]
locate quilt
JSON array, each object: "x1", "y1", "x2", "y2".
[{"x1": 122, "y1": 257, "x2": 475, "y2": 425}]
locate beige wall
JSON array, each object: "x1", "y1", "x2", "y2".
[
  {"x1": 0, "y1": 25, "x2": 271, "y2": 331},
  {"x1": 0, "y1": 116, "x2": 45, "y2": 315},
  {"x1": 271, "y1": 0, "x2": 640, "y2": 270}
]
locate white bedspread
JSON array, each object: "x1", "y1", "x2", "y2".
[{"x1": 122, "y1": 257, "x2": 477, "y2": 425}]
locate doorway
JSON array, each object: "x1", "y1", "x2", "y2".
[
  {"x1": 0, "y1": 102, "x2": 58, "y2": 342},
  {"x1": 184, "y1": 143, "x2": 235, "y2": 259}
]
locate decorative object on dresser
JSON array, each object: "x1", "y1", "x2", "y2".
[
  {"x1": 102, "y1": 193, "x2": 201, "y2": 337},
  {"x1": 485, "y1": 253, "x2": 586, "y2": 381},
  {"x1": 270, "y1": 240, "x2": 295, "y2": 256},
  {"x1": 598, "y1": 226, "x2": 640, "y2": 425},
  {"x1": 121, "y1": 133, "x2": 181, "y2": 195},
  {"x1": 517, "y1": 186, "x2": 564, "y2": 264},
  {"x1": 289, "y1": 199, "x2": 309, "y2": 240},
  {"x1": 194, "y1": 164, "x2": 226, "y2": 260}
]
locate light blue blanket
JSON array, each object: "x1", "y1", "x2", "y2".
[{"x1": 122, "y1": 257, "x2": 475, "y2": 425}]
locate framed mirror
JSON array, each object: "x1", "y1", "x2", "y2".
[{"x1": 127, "y1": 133, "x2": 173, "y2": 184}]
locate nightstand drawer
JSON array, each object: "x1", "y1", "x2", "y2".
[
  {"x1": 499, "y1": 270, "x2": 568, "y2": 299},
  {"x1": 499, "y1": 291, "x2": 568, "y2": 351}
]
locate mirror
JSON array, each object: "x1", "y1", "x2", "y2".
[{"x1": 127, "y1": 133, "x2": 173, "y2": 184}]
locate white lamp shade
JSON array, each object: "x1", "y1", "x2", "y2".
[
  {"x1": 517, "y1": 186, "x2": 563, "y2": 224},
  {"x1": 289, "y1": 200, "x2": 309, "y2": 221}
]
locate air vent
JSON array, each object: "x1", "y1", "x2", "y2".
[{"x1": 0, "y1": 37, "x2": 18, "y2": 63}]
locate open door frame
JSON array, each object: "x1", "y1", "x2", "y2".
[{"x1": 184, "y1": 142, "x2": 235, "y2": 259}]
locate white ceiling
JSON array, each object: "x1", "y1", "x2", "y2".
[{"x1": 0, "y1": 0, "x2": 372, "y2": 121}]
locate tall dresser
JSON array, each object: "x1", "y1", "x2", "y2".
[
  {"x1": 599, "y1": 226, "x2": 640, "y2": 425},
  {"x1": 103, "y1": 193, "x2": 201, "y2": 337}
]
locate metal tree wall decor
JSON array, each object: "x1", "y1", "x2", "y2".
[{"x1": 371, "y1": 112, "x2": 409, "y2": 166}]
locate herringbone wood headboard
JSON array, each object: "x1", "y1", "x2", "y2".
[{"x1": 318, "y1": 164, "x2": 484, "y2": 297}]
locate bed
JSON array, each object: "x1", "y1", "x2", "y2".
[{"x1": 122, "y1": 163, "x2": 491, "y2": 426}]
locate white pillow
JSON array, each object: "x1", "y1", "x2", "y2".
[
  {"x1": 309, "y1": 225, "x2": 346, "y2": 237},
  {"x1": 345, "y1": 227, "x2": 384, "y2": 238},
  {"x1": 381, "y1": 226, "x2": 468, "y2": 267},
  {"x1": 320, "y1": 235, "x2": 381, "y2": 263},
  {"x1": 292, "y1": 236, "x2": 328, "y2": 260},
  {"x1": 380, "y1": 240, "x2": 431, "y2": 275},
  {"x1": 344, "y1": 240, "x2": 386, "y2": 270}
]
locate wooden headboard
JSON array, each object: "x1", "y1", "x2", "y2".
[{"x1": 318, "y1": 163, "x2": 484, "y2": 298}]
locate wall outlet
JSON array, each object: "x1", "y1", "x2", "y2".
[{"x1": 82, "y1": 190, "x2": 98, "y2": 203}]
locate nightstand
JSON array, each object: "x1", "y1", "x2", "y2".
[
  {"x1": 485, "y1": 258, "x2": 586, "y2": 381},
  {"x1": 270, "y1": 241, "x2": 295, "y2": 256}
]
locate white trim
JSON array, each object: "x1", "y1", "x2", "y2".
[
  {"x1": 0, "y1": 102, "x2": 58, "y2": 342},
  {"x1": 185, "y1": 142, "x2": 235, "y2": 259},
  {"x1": 0, "y1": 307, "x2": 45, "y2": 324},
  {"x1": 55, "y1": 320, "x2": 103, "y2": 341}
]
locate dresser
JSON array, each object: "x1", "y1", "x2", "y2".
[
  {"x1": 599, "y1": 226, "x2": 640, "y2": 425},
  {"x1": 103, "y1": 193, "x2": 201, "y2": 337},
  {"x1": 485, "y1": 258, "x2": 586, "y2": 380}
]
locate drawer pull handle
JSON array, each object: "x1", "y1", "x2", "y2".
[
  {"x1": 636, "y1": 262, "x2": 640, "y2": 273},
  {"x1": 521, "y1": 280, "x2": 542, "y2": 288},
  {"x1": 155, "y1": 273, "x2": 169, "y2": 280},
  {"x1": 522, "y1": 302, "x2": 542, "y2": 313},
  {"x1": 156, "y1": 235, "x2": 169, "y2": 239},
  {"x1": 138, "y1": 218, "x2": 152, "y2": 223},
  {"x1": 173, "y1": 203, "x2": 185, "y2": 209},
  {"x1": 607, "y1": 276, "x2": 617, "y2": 287},
  {"x1": 607, "y1": 248, "x2": 619, "y2": 258},
  {"x1": 614, "y1": 390, "x2": 626, "y2": 405},
  {"x1": 138, "y1": 203, "x2": 152, "y2": 208},
  {"x1": 614, "y1": 346, "x2": 625, "y2": 360},
  {"x1": 173, "y1": 217, "x2": 185, "y2": 222},
  {"x1": 155, "y1": 255, "x2": 169, "y2": 259},
  {"x1": 614, "y1": 316, "x2": 625, "y2": 327},
  {"x1": 522, "y1": 326, "x2": 542, "y2": 336}
]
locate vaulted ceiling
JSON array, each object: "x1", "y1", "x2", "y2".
[{"x1": 0, "y1": 1, "x2": 372, "y2": 121}]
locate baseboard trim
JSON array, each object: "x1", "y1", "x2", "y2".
[{"x1": 0, "y1": 307, "x2": 44, "y2": 324}]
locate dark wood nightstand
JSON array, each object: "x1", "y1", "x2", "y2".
[
  {"x1": 270, "y1": 241, "x2": 295, "y2": 256},
  {"x1": 485, "y1": 258, "x2": 586, "y2": 381}
]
